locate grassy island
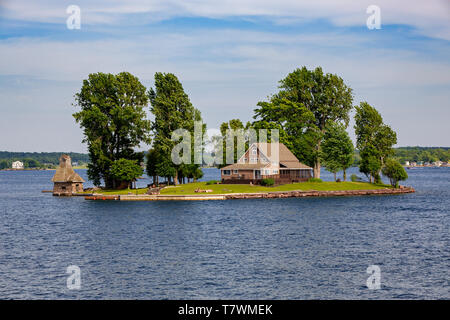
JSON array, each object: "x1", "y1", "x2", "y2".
[{"x1": 90, "y1": 181, "x2": 392, "y2": 196}]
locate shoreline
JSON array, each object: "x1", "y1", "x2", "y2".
[{"x1": 85, "y1": 187, "x2": 415, "y2": 201}]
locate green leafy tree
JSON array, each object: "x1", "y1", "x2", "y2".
[
  {"x1": 355, "y1": 102, "x2": 397, "y2": 183},
  {"x1": 146, "y1": 148, "x2": 160, "y2": 185},
  {"x1": 73, "y1": 72, "x2": 151, "y2": 188},
  {"x1": 382, "y1": 158, "x2": 408, "y2": 187},
  {"x1": 110, "y1": 158, "x2": 144, "y2": 189},
  {"x1": 149, "y1": 72, "x2": 204, "y2": 185},
  {"x1": 321, "y1": 123, "x2": 354, "y2": 181},
  {"x1": 23, "y1": 158, "x2": 41, "y2": 168},
  {"x1": 254, "y1": 66, "x2": 353, "y2": 178},
  {"x1": 0, "y1": 160, "x2": 9, "y2": 170},
  {"x1": 359, "y1": 145, "x2": 382, "y2": 183}
]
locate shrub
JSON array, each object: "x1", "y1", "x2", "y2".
[
  {"x1": 206, "y1": 180, "x2": 220, "y2": 185},
  {"x1": 382, "y1": 158, "x2": 408, "y2": 188},
  {"x1": 308, "y1": 178, "x2": 323, "y2": 183},
  {"x1": 261, "y1": 178, "x2": 275, "y2": 186},
  {"x1": 350, "y1": 174, "x2": 360, "y2": 182}
]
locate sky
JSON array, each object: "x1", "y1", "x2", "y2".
[{"x1": 0, "y1": 0, "x2": 449, "y2": 153}]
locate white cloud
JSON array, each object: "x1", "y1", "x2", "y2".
[{"x1": 1, "y1": 0, "x2": 450, "y2": 40}]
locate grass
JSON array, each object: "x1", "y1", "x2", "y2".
[
  {"x1": 87, "y1": 188, "x2": 149, "y2": 195},
  {"x1": 159, "y1": 181, "x2": 392, "y2": 195}
]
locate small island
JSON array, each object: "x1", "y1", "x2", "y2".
[{"x1": 53, "y1": 67, "x2": 416, "y2": 200}]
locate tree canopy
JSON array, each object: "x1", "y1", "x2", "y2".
[
  {"x1": 321, "y1": 123, "x2": 354, "y2": 181},
  {"x1": 355, "y1": 102, "x2": 397, "y2": 183},
  {"x1": 149, "y1": 72, "x2": 204, "y2": 185},
  {"x1": 73, "y1": 72, "x2": 151, "y2": 188},
  {"x1": 382, "y1": 158, "x2": 408, "y2": 187},
  {"x1": 253, "y1": 66, "x2": 353, "y2": 178}
]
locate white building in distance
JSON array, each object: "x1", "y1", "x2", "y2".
[{"x1": 12, "y1": 161, "x2": 24, "y2": 169}]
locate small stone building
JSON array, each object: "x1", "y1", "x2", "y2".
[{"x1": 52, "y1": 154, "x2": 84, "y2": 196}]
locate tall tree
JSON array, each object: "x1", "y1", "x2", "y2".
[
  {"x1": 355, "y1": 102, "x2": 397, "y2": 182},
  {"x1": 321, "y1": 123, "x2": 354, "y2": 181},
  {"x1": 73, "y1": 72, "x2": 151, "y2": 188},
  {"x1": 149, "y1": 72, "x2": 204, "y2": 185},
  {"x1": 254, "y1": 66, "x2": 353, "y2": 178}
]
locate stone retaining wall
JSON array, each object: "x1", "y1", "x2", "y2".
[
  {"x1": 85, "y1": 187, "x2": 415, "y2": 201},
  {"x1": 224, "y1": 187, "x2": 415, "y2": 200}
]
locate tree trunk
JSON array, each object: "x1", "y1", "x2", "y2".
[
  {"x1": 333, "y1": 172, "x2": 336, "y2": 182},
  {"x1": 343, "y1": 169, "x2": 347, "y2": 181},
  {"x1": 174, "y1": 171, "x2": 179, "y2": 185},
  {"x1": 313, "y1": 160, "x2": 321, "y2": 179}
]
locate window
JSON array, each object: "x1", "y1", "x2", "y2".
[
  {"x1": 252, "y1": 148, "x2": 257, "y2": 155},
  {"x1": 233, "y1": 170, "x2": 238, "y2": 174},
  {"x1": 223, "y1": 170, "x2": 231, "y2": 175},
  {"x1": 273, "y1": 170, "x2": 278, "y2": 174},
  {"x1": 265, "y1": 170, "x2": 270, "y2": 175}
]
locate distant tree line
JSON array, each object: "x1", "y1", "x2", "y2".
[
  {"x1": 0, "y1": 152, "x2": 89, "y2": 169},
  {"x1": 393, "y1": 147, "x2": 450, "y2": 164}
]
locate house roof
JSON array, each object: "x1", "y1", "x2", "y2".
[
  {"x1": 221, "y1": 163, "x2": 269, "y2": 170},
  {"x1": 253, "y1": 143, "x2": 312, "y2": 169},
  {"x1": 51, "y1": 154, "x2": 85, "y2": 183}
]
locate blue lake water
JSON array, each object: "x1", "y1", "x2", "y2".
[{"x1": 0, "y1": 167, "x2": 448, "y2": 299}]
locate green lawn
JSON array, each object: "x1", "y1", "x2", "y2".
[
  {"x1": 159, "y1": 181, "x2": 392, "y2": 195},
  {"x1": 87, "y1": 188, "x2": 149, "y2": 195}
]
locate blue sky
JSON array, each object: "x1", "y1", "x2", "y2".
[{"x1": 0, "y1": 0, "x2": 449, "y2": 152}]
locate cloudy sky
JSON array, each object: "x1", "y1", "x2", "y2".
[{"x1": 0, "y1": 0, "x2": 449, "y2": 152}]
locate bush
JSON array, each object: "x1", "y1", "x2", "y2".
[
  {"x1": 350, "y1": 174, "x2": 360, "y2": 182},
  {"x1": 382, "y1": 158, "x2": 408, "y2": 188},
  {"x1": 261, "y1": 178, "x2": 275, "y2": 186},
  {"x1": 308, "y1": 178, "x2": 323, "y2": 183},
  {"x1": 206, "y1": 180, "x2": 220, "y2": 185}
]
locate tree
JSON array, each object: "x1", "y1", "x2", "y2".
[
  {"x1": 23, "y1": 158, "x2": 41, "y2": 168},
  {"x1": 0, "y1": 160, "x2": 9, "y2": 170},
  {"x1": 73, "y1": 72, "x2": 151, "y2": 188},
  {"x1": 359, "y1": 145, "x2": 382, "y2": 183},
  {"x1": 355, "y1": 102, "x2": 397, "y2": 183},
  {"x1": 321, "y1": 123, "x2": 354, "y2": 181},
  {"x1": 146, "y1": 148, "x2": 160, "y2": 185},
  {"x1": 382, "y1": 158, "x2": 408, "y2": 187},
  {"x1": 110, "y1": 158, "x2": 143, "y2": 189},
  {"x1": 149, "y1": 72, "x2": 204, "y2": 185},
  {"x1": 254, "y1": 66, "x2": 353, "y2": 178},
  {"x1": 217, "y1": 119, "x2": 252, "y2": 167}
]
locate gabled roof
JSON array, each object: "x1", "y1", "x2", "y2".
[
  {"x1": 221, "y1": 163, "x2": 269, "y2": 170},
  {"x1": 251, "y1": 143, "x2": 312, "y2": 169},
  {"x1": 52, "y1": 154, "x2": 85, "y2": 183}
]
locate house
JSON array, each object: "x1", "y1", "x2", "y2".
[
  {"x1": 221, "y1": 143, "x2": 312, "y2": 184},
  {"x1": 12, "y1": 161, "x2": 24, "y2": 169},
  {"x1": 51, "y1": 154, "x2": 84, "y2": 196},
  {"x1": 405, "y1": 161, "x2": 410, "y2": 166}
]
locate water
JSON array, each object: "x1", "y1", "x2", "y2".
[{"x1": 0, "y1": 167, "x2": 448, "y2": 299}]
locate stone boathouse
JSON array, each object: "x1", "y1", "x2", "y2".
[{"x1": 52, "y1": 154, "x2": 84, "y2": 196}]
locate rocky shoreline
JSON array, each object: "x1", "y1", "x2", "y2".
[{"x1": 85, "y1": 186, "x2": 415, "y2": 201}]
